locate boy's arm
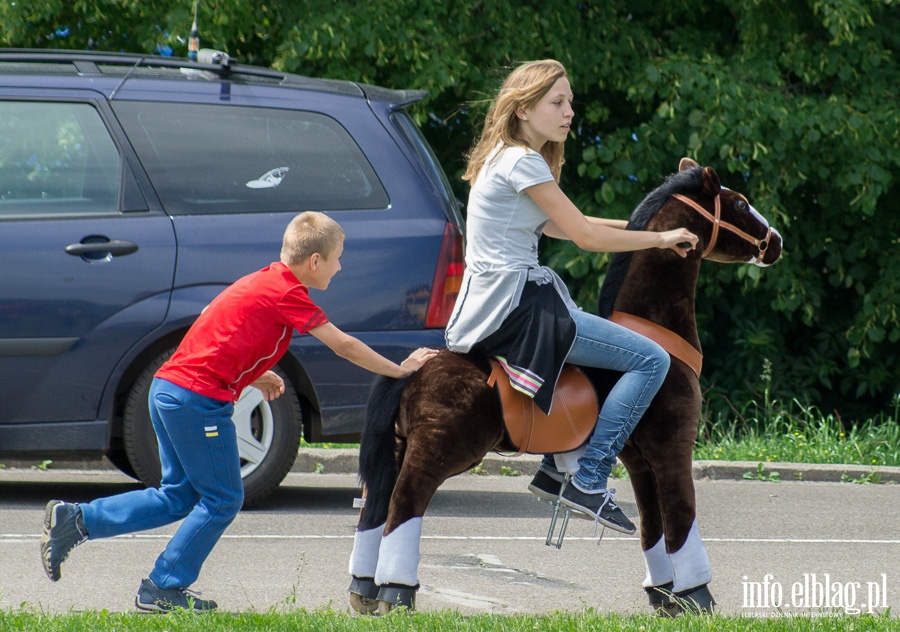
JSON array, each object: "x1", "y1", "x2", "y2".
[{"x1": 308, "y1": 322, "x2": 438, "y2": 378}]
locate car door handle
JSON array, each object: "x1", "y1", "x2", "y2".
[{"x1": 65, "y1": 239, "x2": 140, "y2": 257}]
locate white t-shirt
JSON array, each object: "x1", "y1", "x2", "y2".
[{"x1": 445, "y1": 144, "x2": 576, "y2": 352}]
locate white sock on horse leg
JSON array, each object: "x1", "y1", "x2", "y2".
[
  {"x1": 348, "y1": 525, "x2": 384, "y2": 578},
  {"x1": 670, "y1": 519, "x2": 712, "y2": 592},
  {"x1": 374, "y1": 517, "x2": 422, "y2": 587},
  {"x1": 642, "y1": 534, "x2": 675, "y2": 588}
]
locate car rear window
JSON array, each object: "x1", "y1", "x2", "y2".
[
  {"x1": 390, "y1": 111, "x2": 461, "y2": 225},
  {"x1": 112, "y1": 101, "x2": 388, "y2": 214}
]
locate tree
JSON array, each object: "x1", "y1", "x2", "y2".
[{"x1": 3, "y1": 0, "x2": 898, "y2": 420}]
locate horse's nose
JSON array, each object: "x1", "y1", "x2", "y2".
[{"x1": 757, "y1": 228, "x2": 783, "y2": 266}]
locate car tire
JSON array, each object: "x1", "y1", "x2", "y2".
[{"x1": 122, "y1": 347, "x2": 304, "y2": 507}]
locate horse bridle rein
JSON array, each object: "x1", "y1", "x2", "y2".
[{"x1": 672, "y1": 193, "x2": 774, "y2": 264}]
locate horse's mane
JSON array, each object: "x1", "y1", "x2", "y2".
[{"x1": 596, "y1": 166, "x2": 705, "y2": 318}]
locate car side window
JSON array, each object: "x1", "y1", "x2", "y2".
[
  {"x1": 112, "y1": 102, "x2": 389, "y2": 214},
  {"x1": 0, "y1": 101, "x2": 121, "y2": 216}
]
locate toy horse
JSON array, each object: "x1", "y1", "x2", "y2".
[{"x1": 347, "y1": 158, "x2": 783, "y2": 615}]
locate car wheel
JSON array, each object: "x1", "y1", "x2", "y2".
[{"x1": 122, "y1": 347, "x2": 304, "y2": 507}]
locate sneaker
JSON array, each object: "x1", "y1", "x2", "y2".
[
  {"x1": 527, "y1": 468, "x2": 563, "y2": 501},
  {"x1": 41, "y1": 500, "x2": 88, "y2": 581},
  {"x1": 560, "y1": 486, "x2": 636, "y2": 534},
  {"x1": 135, "y1": 578, "x2": 218, "y2": 613}
]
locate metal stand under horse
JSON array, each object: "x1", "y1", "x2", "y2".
[
  {"x1": 544, "y1": 474, "x2": 574, "y2": 548},
  {"x1": 541, "y1": 473, "x2": 613, "y2": 549}
]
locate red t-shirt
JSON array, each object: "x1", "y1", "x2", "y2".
[{"x1": 156, "y1": 261, "x2": 328, "y2": 402}]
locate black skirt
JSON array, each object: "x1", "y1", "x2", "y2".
[{"x1": 472, "y1": 280, "x2": 576, "y2": 414}]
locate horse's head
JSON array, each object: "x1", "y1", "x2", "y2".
[
  {"x1": 672, "y1": 158, "x2": 782, "y2": 267},
  {"x1": 597, "y1": 160, "x2": 783, "y2": 319}
]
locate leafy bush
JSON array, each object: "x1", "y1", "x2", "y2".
[{"x1": 4, "y1": 0, "x2": 898, "y2": 419}]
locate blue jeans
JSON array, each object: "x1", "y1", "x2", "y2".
[
  {"x1": 544, "y1": 309, "x2": 669, "y2": 492},
  {"x1": 80, "y1": 378, "x2": 243, "y2": 589}
]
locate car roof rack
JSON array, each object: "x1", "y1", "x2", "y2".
[
  {"x1": 0, "y1": 48, "x2": 431, "y2": 106},
  {"x1": 0, "y1": 48, "x2": 289, "y2": 82}
]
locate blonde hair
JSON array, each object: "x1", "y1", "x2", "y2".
[
  {"x1": 463, "y1": 59, "x2": 568, "y2": 184},
  {"x1": 280, "y1": 211, "x2": 345, "y2": 264}
]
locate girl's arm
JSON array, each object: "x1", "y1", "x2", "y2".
[
  {"x1": 543, "y1": 216, "x2": 628, "y2": 239},
  {"x1": 529, "y1": 181, "x2": 697, "y2": 256}
]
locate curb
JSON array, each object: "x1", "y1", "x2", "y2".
[
  {"x1": 4, "y1": 450, "x2": 899, "y2": 484},
  {"x1": 289, "y1": 449, "x2": 900, "y2": 484}
]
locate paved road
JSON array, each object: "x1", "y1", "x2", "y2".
[{"x1": 1, "y1": 468, "x2": 897, "y2": 618}]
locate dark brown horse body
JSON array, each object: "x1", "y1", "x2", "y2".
[{"x1": 347, "y1": 159, "x2": 783, "y2": 614}]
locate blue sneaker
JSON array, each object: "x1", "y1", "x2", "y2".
[
  {"x1": 41, "y1": 500, "x2": 88, "y2": 582},
  {"x1": 135, "y1": 578, "x2": 218, "y2": 613}
]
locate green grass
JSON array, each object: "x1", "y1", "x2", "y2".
[
  {"x1": 302, "y1": 400, "x2": 900, "y2": 470},
  {"x1": 299, "y1": 439, "x2": 358, "y2": 449},
  {"x1": 694, "y1": 400, "x2": 900, "y2": 467},
  {"x1": 0, "y1": 609, "x2": 894, "y2": 631}
]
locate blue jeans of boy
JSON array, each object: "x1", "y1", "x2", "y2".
[
  {"x1": 545, "y1": 309, "x2": 669, "y2": 493},
  {"x1": 79, "y1": 378, "x2": 243, "y2": 589}
]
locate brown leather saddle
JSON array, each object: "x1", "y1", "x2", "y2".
[{"x1": 488, "y1": 360, "x2": 598, "y2": 456}]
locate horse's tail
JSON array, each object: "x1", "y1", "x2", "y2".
[{"x1": 358, "y1": 374, "x2": 408, "y2": 528}]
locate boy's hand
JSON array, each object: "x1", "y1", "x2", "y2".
[
  {"x1": 251, "y1": 370, "x2": 285, "y2": 401},
  {"x1": 399, "y1": 347, "x2": 440, "y2": 376}
]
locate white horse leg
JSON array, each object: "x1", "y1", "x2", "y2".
[
  {"x1": 373, "y1": 517, "x2": 422, "y2": 610},
  {"x1": 666, "y1": 519, "x2": 716, "y2": 613},
  {"x1": 348, "y1": 524, "x2": 384, "y2": 612},
  {"x1": 375, "y1": 518, "x2": 422, "y2": 586},
  {"x1": 642, "y1": 534, "x2": 676, "y2": 613},
  {"x1": 670, "y1": 519, "x2": 711, "y2": 592},
  {"x1": 374, "y1": 517, "x2": 421, "y2": 586},
  {"x1": 642, "y1": 534, "x2": 675, "y2": 588},
  {"x1": 349, "y1": 524, "x2": 383, "y2": 580}
]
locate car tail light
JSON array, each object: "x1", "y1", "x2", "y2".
[{"x1": 425, "y1": 222, "x2": 465, "y2": 328}]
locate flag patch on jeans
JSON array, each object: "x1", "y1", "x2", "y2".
[{"x1": 205, "y1": 425, "x2": 219, "y2": 438}]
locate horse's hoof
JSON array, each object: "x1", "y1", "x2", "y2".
[
  {"x1": 376, "y1": 583, "x2": 419, "y2": 613},
  {"x1": 348, "y1": 576, "x2": 379, "y2": 615},
  {"x1": 645, "y1": 582, "x2": 679, "y2": 617},
  {"x1": 668, "y1": 584, "x2": 717, "y2": 615}
]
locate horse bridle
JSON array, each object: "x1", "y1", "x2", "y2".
[{"x1": 673, "y1": 193, "x2": 774, "y2": 264}]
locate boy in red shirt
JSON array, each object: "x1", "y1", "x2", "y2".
[{"x1": 40, "y1": 211, "x2": 437, "y2": 612}]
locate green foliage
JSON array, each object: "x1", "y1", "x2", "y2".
[{"x1": 3, "y1": 0, "x2": 898, "y2": 419}]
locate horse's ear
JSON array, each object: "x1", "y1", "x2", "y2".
[
  {"x1": 701, "y1": 166, "x2": 721, "y2": 197},
  {"x1": 679, "y1": 157, "x2": 699, "y2": 172}
]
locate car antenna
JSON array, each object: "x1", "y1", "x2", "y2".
[{"x1": 188, "y1": 0, "x2": 200, "y2": 61}]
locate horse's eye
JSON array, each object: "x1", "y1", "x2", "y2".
[{"x1": 735, "y1": 200, "x2": 747, "y2": 211}]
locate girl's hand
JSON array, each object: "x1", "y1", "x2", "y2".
[
  {"x1": 659, "y1": 228, "x2": 699, "y2": 258},
  {"x1": 252, "y1": 370, "x2": 285, "y2": 401}
]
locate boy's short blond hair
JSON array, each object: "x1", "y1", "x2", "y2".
[{"x1": 281, "y1": 211, "x2": 345, "y2": 264}]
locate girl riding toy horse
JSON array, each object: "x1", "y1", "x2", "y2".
[{"x1": 348, "y1": 158, "x2": 782, "y2": 615}]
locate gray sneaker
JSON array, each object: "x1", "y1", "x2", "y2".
[
  {"x1": 41, "y1": 500, "x2": 88, "y2": 581},
  {"x1": 560, "y1": 486, "x2": 636, "y2": 534},
  {"x1": 135, "y1": 578, "x2": 218, "y2": 613}
]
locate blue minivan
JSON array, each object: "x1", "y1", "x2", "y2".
[{"x1": 0, "y1": 49, "x2": 464, "y2": 504}]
